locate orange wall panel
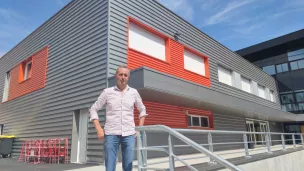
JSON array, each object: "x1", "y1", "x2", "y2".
[
  {"x1": 8, "y1": 47, "x2": 48, "y2": 101},
  {"x1": 134, "y1": 101, "x2": 214, "y2": 129},
  {"x1": 127, "y1": 18, "x2": 211, "y2": 87}
]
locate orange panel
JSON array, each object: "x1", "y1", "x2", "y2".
[
  {"x1": 127, "y1": 17, "x2": 211, "y2": 87},
  {"x1": 134, "y1": 101, "x2": 214, "y2": 129},
  {"x1": 7, "y1": 47, "x2": 48, "y2": 101}
]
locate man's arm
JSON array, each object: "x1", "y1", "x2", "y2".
[
  {"x1": 90, "y1": 90, "x2": 107, "y2": 140},
  {"x1": 135, "y1": 90, "x2": 148, "y2": 125}
]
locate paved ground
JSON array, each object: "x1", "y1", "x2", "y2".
[
  {"x1": 0, "y1": 158, "x2": 101, "y2": 171},
  {"x1": 1, "y1": 144, "x2": 302, "y2": 171}
]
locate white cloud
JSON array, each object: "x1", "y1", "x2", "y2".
[
  {"x1": 234, "y1": 23, "x2": 264, "y2": 34},
  {"x1": 159, "y1": 0, "x2": 194, "y2": 21},
  {"x1": 0, "y1": 8, "x2": 27, "y2": 23},
  {"x1": 205, "y1": 0, "x2": 254, "y2": 25}
]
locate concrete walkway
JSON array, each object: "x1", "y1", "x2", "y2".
[{"x1": 1, "y1": 144, "x2": 302, "y2": 171}]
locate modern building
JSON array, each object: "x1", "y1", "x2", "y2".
[
  {"x1": 0, "y1": 0, "x2": 301, "y2": 163},
  {"x1": 237, "y1": 29, "x2": 304, "y2": 135}
]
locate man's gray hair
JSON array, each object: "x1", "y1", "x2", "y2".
[{"x1": 115, "y1": 65, "x2": 130, "y2": 75}]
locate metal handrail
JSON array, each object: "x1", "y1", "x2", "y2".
[
  {"x1": 136, "y1": 125, "x2": 304, "y2": 171},
  {"x1": 136, "y1": 125, "x2": 243, "y2": 171}
]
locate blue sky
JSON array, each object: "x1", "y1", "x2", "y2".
[{"x1": 1, "y1": 0, "x2": 304, "y2": 58}]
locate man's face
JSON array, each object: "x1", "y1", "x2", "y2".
[{"x1": 116, "y1": 68, "x2": 130, "y2": 87}]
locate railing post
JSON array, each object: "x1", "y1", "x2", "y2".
[
  {"x1": 168, "y1": 135, "x2": 175, "y2": 171},
  {"x1": 243, "y1": 134, "x2": 251, "y2": 158},
  {"x1": 142, "y1": 131, "x2": 148, "y2": 171},
  {"x1": 208, "y1": 133, "x2": 216, "y2": 164},
  {"x1": 137, "y1": 131, "x2": 143, "y2": 171},
  {"x1": 266, "y1": 134, "x2": 272, "y2": 154},
  {"x1": 292, "y1": 134, "x2": 296, "y2": 148},
  {"x1": 301, "y1": 134, "x2": 304, "y2": 148},
  {"x1": 281, "y1": 134, "x2": 286, "y2": 151}
]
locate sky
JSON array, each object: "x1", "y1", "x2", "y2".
[{"x1": 0, "y1": 0, "x2": 304, "y2": 58}]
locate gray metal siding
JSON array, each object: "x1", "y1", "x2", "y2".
[
  {"x1": 108, "y1": 0, "x2": 281, "y2": 111},
  {"x1": 0, "y1": 0, "x2": 108, "y2": 163}
]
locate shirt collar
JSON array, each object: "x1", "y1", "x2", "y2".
[{"x1": 114, "y1": 85, "x2": 130, "y2": 92}]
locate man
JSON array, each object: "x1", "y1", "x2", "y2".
[{"x1": 89, "y1": 66, "x2": 148, "y2": 171}]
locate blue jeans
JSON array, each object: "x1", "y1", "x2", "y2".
[{"x1": 104, "y1": 134, "x2": 135, "y2": 171}]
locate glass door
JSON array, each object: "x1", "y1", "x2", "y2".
[
  {"x1": 246, "y1": 121, "x2": 256, "y2": 144},
  {"x1": 260, "y1": 122, "x2": 268, "y2": 145}
]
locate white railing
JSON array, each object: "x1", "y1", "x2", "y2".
[{"x1": 136, "y1": 125, "x2": 304, "y2": 171}]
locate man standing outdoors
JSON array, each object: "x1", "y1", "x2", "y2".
[{"x1": 89, "y1": 66, "x2": 148, "y2": 171}]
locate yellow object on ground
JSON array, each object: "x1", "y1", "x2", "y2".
[{"x1": 0, "y1": 135, "x2": 15, "y2": 138}]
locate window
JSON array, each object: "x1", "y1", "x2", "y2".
[
  {"x1": 258, "y1": 85, "x2": 266, "y2": 98},
  {"x1": 288, "y1": 48, "x2": 304, "y2": 61},
  {"x1": 276, "y1": 63, "x2": 289, "y2": 73},
  {"x1": 187, "y1": 115, "x2": 209, "y2": 128},
  {"x1": 290, "y1": 61, "x2": 298, "y2": 70},
  {"x1": 296, "y1": 92, "x2": 304, "y2": 102},
  {"x1": 282, "y1": 104, "x2": 298, "y2": 112},
  {"x1": 281, "y1": 94, "x2": 294, "y2": 104},
  {"x1": 298, "y1": 60, "x2": 304, "y2": 69},
  {"x1": 290, "y1": 59, "x2": 304, "y2": 70},
  {"x1": 19, "y1": 58, "x2": 33, "y2": 82},
  {"x1": 184, "y1": 50, "x2": 205, "y2": 76},
  {"x1": 24, "y1": 61, "x2": 32, "y2": 80},
  {"x1": 241, "y1": 77, "x2": 251, "y2": 93},
  {"x1": 270, "y1": 90, "x2": 275, "y2": 102},
  {"x1": 298, "y1": 103, "x2": 304, "y2": 113},
  {"x1": 2, "y1": 72, "x2": 10, "y2": 102},
  {"x1": 129, "y1": 23, "x2": 166, "y2": 61},
  {"x1": 262, "y1": 65, "x2": 276, "y2": 75},
  {"x1": 218, "y1": 66, "x2": 233, "y2": 86}
]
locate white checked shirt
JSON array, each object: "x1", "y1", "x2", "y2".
[{"x1": 89, "y1": 85, "x2": 148, "y2": 136}]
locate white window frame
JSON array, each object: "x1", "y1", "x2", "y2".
[
  {"x1": 187, "y1": 114, "x2": 210, "y2": 128},
  {"x1": 184, "y1": 50, "x2": 205, "y2": 76},
  {"x1": 128, "y1": 23, "x2": 166, "y2": 61},
  {"x1": 218, "y1": 66, "x2": 233, "y2": 86},
  {"x1": 2, "y1": 72, "x2": 10, "y2": 102},
  {"x1": 24, "y1": 61, "x2": 32, "y2": 80},
  {"x1": 258, "y1": 85, "x2": 266, "y2": 99},
  {"x1": 0, "y1": 124, "x2": 3, "y2": 135},
  {"x1": 241, "y1": 76, "x2": 252, "y2": 93}
]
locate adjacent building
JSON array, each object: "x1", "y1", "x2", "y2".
[
  {"x1": 0, "y1": 0, "x2": 301, "y2": 163},
  {"x1": 237, "y1": 29, "x2": 304, "y2": 135}
]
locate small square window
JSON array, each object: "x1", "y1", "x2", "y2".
[
  {"x1": 187, "y1": 114, "x2": 210, "y2": 128},
  {"x1": 200, "y1": 117, "x2": 209, "y2": 127},
  {"x1": 192, "y1": 117, "x2": 200, "y2": 126}
]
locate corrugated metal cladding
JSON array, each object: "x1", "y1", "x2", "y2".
[
  {"x1": 108, "y1": 0, "x2": 281, "y2": 110},
  {"x1": 0, "y1": 0, "x2": 108, "y2": 163},
  {"x1": 134, "y1": 101, "x2": 214, "y2": 129}
]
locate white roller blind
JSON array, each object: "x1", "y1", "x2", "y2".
[
  {"x1": 184, "y1": 50, "x2": 205, "y2": 76},
  {"x1": 218, "y1": 66, "x2": 232, "y2": 86},
  {"x1": 270, "y1": 90, "x2": 275, "y2": 102},
  {"x1": 241, "y1": 77, "x2": 251, "y2": 93},
  {"x1": 2, "y1": 72, "x2": 10, "y2": 102},
  {"x1": 258, "y1": 85, "x2": 266, "y2": 98},
  {"x1": 129, "y1": 23, "x2": 166, "y2": 61}
]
